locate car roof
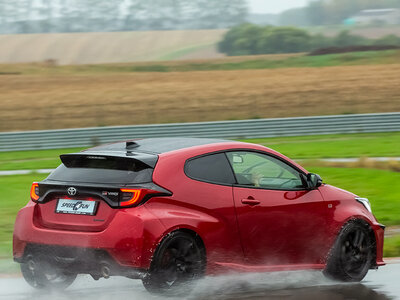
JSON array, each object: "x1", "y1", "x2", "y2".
[
  {"x1": 85, "y1": 137, "x2": 232, "y2": 155},
  {"x1": 66, "y1": 137, "x2": 308, "y2": 174}
]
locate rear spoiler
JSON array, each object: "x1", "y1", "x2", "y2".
[{"x1": 60, "y1": 152, "x2": 158, "y2": 169}]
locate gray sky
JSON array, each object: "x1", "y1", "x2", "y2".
[{"x1": 248, "y1": 0, "x2": 310, "y2": 14}]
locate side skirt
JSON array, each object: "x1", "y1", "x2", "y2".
[{"x1": 213, "y1": 262, "x2": 326, "y2": 273}]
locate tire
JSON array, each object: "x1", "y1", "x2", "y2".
[
  {"x1": 142, "y1": 231, "x2": 206, "y2": 295},
  {"x1": 324, "y1": 221, "x2": 374, "y2": 282},
  {"x1": 20, "y1": 256, "x2": 77, "y2": 290}
]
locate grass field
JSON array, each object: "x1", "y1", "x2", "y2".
[
  {"x1": 0, "y1": 174, "x2": 48, "y2": 259},
  {"x1": 304, "y1": 167, "x2": 400, "y2": 225},
  {"x1": 1, "y1": 132, "x2": 399, "y2": 171},
  {"x1": 1, "y1": 51, "x2": 399, "y2": 132},
  {"x1": 1, "y1": 50, "x2": 399, "y2": 75}
]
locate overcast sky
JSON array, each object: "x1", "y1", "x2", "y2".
[{"x1": 248, "y1": 0, "x2": 311, "y2": 14}]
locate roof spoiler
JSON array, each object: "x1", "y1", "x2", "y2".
[{"x1": 60, "y1": 152, "x2": 158, "y2": 169}]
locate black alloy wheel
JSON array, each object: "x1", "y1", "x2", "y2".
[
  {"x1": 20, "y1": 256, "x2": 77, "y2": 290},
  {"x1": 142, "y1": 232, "x2": 205, "y2": 295},
  {"x1": 324, "y1": 221, "x2": 374, "y2": 282}
]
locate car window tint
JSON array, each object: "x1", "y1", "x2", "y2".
[
  {"x1": 185, "y1": 153, "x2": 236, "y2": 185},
  {"x1": 226, "y1": 152, "x2": 304, "y2": 190}
]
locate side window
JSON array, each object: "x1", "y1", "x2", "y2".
[
  {"x1": 226, "y1": 151, "x2": 305, "y2": 190},
  {"x1": 185, "y1": 153, "x2": 236, "y2": 185}
]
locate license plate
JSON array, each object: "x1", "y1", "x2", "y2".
[{"x1": 56, "y1": 199, "x2": 98, "y2": 216}]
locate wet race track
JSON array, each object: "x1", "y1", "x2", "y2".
[{"x1": 0, "y1": 260, "x2": 399, "y2": 300}]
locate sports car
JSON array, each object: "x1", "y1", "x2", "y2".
[{"x1": 13, "y1": 138, "x2": 385, "y2": 293}]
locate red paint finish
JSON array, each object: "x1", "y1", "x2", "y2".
[
  {"x1": 13, "y1": 140, "x2": 385, "y2": 276},
  {"x1": 233, "y1": 188, "x2": 328, "y2": 265},
  {"x1": 14, "y1": 202, "x2": 166, "y2": 269},
  {"x1": 33, "y1": 196, "x2": 117, "y2": 232},
  {"x1": 318, "y1": 184, "x2": 385, "y2": 264}
]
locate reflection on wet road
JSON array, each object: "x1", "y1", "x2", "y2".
[{"x1": 0, "y1": 262, "x2": 398, "y2": 300}]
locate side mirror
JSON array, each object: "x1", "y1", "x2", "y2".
[
  {"x1": 232, "y1": 155, "x2": 243, "y2": 164},
  {"x1": 306, "y1": 173, "x2": 323, "y2": 190}
]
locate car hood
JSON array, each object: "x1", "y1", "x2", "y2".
[{"x1": 319, "y1": 184, "x2": 358, "y2": 202}]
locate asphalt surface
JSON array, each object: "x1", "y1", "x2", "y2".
[{"x1": 0, "y1": 261, "x2": 399, "y2": 300}]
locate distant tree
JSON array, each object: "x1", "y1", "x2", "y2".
[
  {"x1": 124, "y1": 0, "x2": 146, "y2": 30},
  {"x1": 59, "y1": 0, "x2": 75, "y2": 32},
  {"x1": 306, "y1": 0, "x2": 327, "y2": 25},
  {"x1": 213, "y1": 0, "x2": 248, "y2": 28},
  {"x1": 84, "y1": 0, "x2": 124, "y2": 31},
  {"x1": 259, "y1": 27, "x2": 312, "y2": 54},
  {"x1": 219, "y1": 25, "x2": 314, "y2": 55},
  {"x1": 0, "y1": 0, "x2": 249, "y2": 34},
  {"x1": 279, "y1": 7, "x2": 309, "y2": 26},
  {"x1": 219, "y1": 23, "x2": 266, "y2": 55},
  {"x1": 0, "y1": 0, "x2": 20, "y2": 33},
  {"x1": 373, "y1": 34, "x2": 400, "y2": 45},
  {"x1": 309, "y1": 33, "x2": 335, "y2": 49},
  {"x1": 334, "y1": 30, "x2": 369, "y2": 47},
  {"x1": 218, "y1": 24, "x2": 398, "y2": 56},
  {"x1": 305, "y1": 0, "x2": 400, "y2": 25}
]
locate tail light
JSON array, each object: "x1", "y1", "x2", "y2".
[
  {"x1": 30, "y1": 182, "x2": 40, "y2": 202},
  {"x1": 120, "y1": 189, "x2": 141, "y2": 206},
  {"x1": 119, "y1": 188, "x2": 170, "y2": 207}
]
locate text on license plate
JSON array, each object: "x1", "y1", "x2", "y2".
[{"x1": 56, "y1": 199, "x2": 98, "y2": 215}]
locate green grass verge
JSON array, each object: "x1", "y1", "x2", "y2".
[
  {"x1": 0, "y1": 147, "x2": 85, "y2": 171},
  {"x1": 304, "y1": 167, "x2": 400, "y2": 226},
  {"x1": 1, "y1": 50, "x2": 399, "y2": 75},
  {"x1": 1, "y1": 132, "x2": 398, "y2": 171},
  {"x1": 243, "y1": 132, "x2": 400, "y2": 159},
  {"x1": 384, "y1": 236, "x2": 400, "y2": 257},
  {"x1": 0, "y1": 174, "x2": 48, "y2": 259},
  {"x1": 99, "y1": 50, "x2": 400, "y2": 72},
  {"x1": 111, "y1": 50, "x2": 400, "y2": 72}
]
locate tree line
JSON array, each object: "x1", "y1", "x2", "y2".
[
  {"x1": 0, "y1": 0, "x2": 248, "y2": 34},
  {"x1": 219, "y1": 24, "x2": 400, "y2": 56},
  {"x1": 279, "y1": 0, "x2": 400, "y2": 26}
]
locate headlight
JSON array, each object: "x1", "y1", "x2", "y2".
[{"x1": 356, "y1": 197, "x2": 372, "y2": 213}]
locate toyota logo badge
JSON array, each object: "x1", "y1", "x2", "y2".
[{"x1": 67, "y1": 187, "x2": 77, "y2": 196}]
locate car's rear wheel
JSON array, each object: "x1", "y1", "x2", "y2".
[
  {"x1": 142, "y1": 231, "x2": 205, "y2": 295},
  {"x1": 20, "y1": 256, "x2": 77, "y2": 290},
  {"x1": 324, "y1": 221, "x2": 374, "y2": 282}
]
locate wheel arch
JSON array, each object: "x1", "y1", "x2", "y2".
[
  {"x1": 150, "y1": 227, "x2": 207, "y2": 267},
  {"x1": 331, "y1": 217, "x2": 377, "y2": 267}
]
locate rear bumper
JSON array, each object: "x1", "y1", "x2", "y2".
[
  {"x1": 13, "y1": 202, "x2": 166, "y2": 270},
  {"x1": 15, "y1": 243, "x2": 146, "y2": 279}
]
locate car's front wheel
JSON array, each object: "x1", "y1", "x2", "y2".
[
  {"x1": 142, "y1": 231, "x2": 206, "y2": 295},
  {"x1": 20, "y1": 256, "x2": 77, "y2": 290},
  {"x1": 324, "y1": 221, "x2": 374, "y2": 282}
]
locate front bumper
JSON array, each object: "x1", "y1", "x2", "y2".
[
  {"x1": 13, "y1": 202, "x2": 166, "y2": 270},
  {"x1": 372, "y1": 223, "x2": 386, "y2": 267}
]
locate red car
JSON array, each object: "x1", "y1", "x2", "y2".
[{"x1": 13, "y1": 138, "x2": 385, "y2": 293}]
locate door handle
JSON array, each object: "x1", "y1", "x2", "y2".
[{"x1": 241, "y1": 197, "x2": 261, "y2": 206}]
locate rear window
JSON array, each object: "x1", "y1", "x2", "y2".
[
  {"x1": 48, "y1": 156, "x2": 153, "y2": 184},
  {"x1": 185, "y1": 153, "x2": 235, "y2": 185}
]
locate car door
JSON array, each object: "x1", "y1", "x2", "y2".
[{"x1": 226, "y1": 151, "x2": 328, "y2": 265}]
